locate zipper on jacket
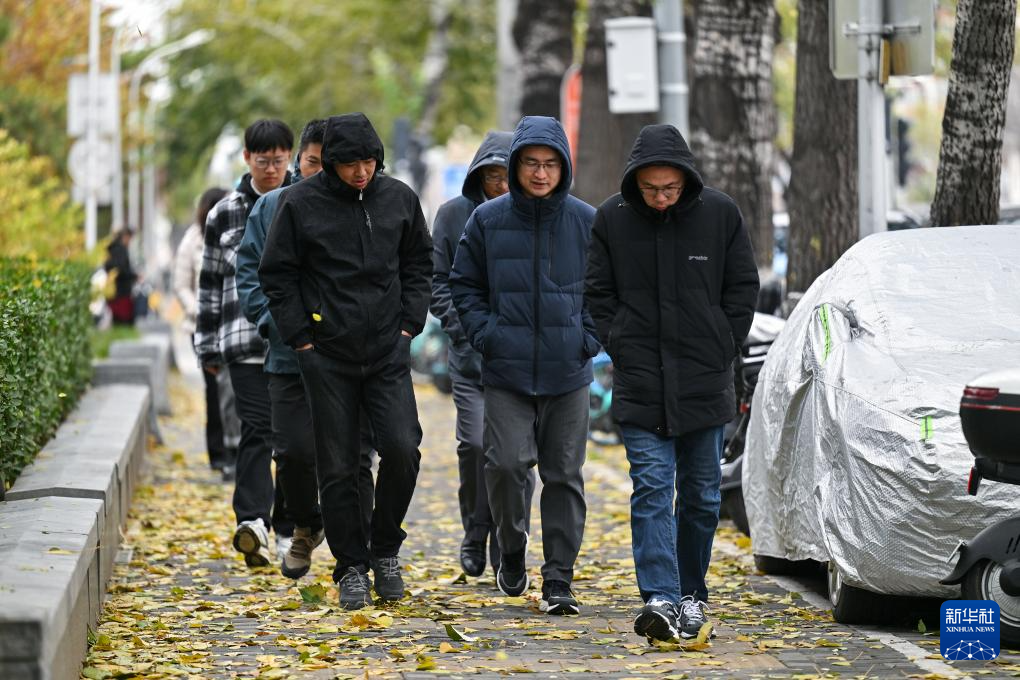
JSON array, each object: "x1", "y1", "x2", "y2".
[
  {"x1": 532, "y1": 201, "x2": 542, "y2": 395},
  {"x1": 360, "y1": 191, "x2": 373, "y2": 235}
]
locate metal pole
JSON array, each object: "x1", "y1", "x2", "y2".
[
  {"x1": 497, "y1": 0, "x2": 522, "y2": 130},
  {"x1": 143, "y1": 97, "x2": 157, "y2": 272},
  {"x1": 85, "y1": 0, "x2": 100, "y2": 250},
  {"x1": 655, "y1": 0, "x2": 688, "y2": 137},
  {"x1": 857, "y1": 0, "x2": 887, "y2": 239},
  {"x1": 110, "y1": 25, "x2": 125, "y2": 232}
]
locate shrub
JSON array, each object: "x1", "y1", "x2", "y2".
[
  {"x1": 0, "y1": 128, "x2": 83, "y2": 259},
  {"x1": 0, "y1": 256, "x2": 92, "y2": 491}
]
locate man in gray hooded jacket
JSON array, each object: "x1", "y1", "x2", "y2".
[{"x1": 431, "y1": 131, "x2": 535, "y2": 581}]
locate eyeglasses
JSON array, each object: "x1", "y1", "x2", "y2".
[
  {"x1": 519, "y1": 158, "x2": 561, "y2": 173},
  {"x1": 252, "y1": 156, "x2": 290, "y2": 170},
  {"x1": 482, "y1": 173, "x2": 508, "y2": 185},
  {"x1": 638, "y1": 185, "x2": 684, "y2": 199}
]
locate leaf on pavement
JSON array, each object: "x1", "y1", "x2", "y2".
[
  {"x1": 299, "y1": 583, "x2": 327, "y2": 603},
  {"x1": 444, "y1": 623, "x2": 476, "y2": 642}
]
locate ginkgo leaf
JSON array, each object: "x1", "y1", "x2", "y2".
[
  {"x1": 444, "y1": 623, "x2": 476, "y2": 642},
  {"x1": 299, "y1": 583, "x2": 327, "y2": 603}
]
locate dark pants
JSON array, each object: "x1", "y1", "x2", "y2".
[
  {"x1": 228, "y1": 362, "x2": 293, "y2": 537},
  {"x1": 202, "y1": 369, "x2": 231, "y2": 469},
  {"x1": 298, "y1": 339, "x2": 422, "y2": 581},
  {"x1": 452, "y1": 373, "x2": 534, "y2": 566},
  {"x1": 484, "y1": 385, "x2": 589, "y2": 584}
]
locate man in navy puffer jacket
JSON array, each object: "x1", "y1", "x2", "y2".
[{"x1": 450, "y1": 116, "x2": 600, "y2": 615}]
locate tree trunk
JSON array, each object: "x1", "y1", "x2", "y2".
[
  {"x1": 574, "y1": 0, "x2": 657, "y2": 206},
  {"x1": 513, "y1": 0, "x2": 577, "y2": 119},
  {"x1": 689, "y1": 0, "x2": 777, "y2": 268},
  {"x1": 929, "y1": 0, "x2": 1016, "y2": 227},
  {"x1": 785, "y1": 0, "x2": 857, "y2": 294}
]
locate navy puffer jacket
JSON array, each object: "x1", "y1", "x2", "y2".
[{"x1": 450, "y1": 116, "x2": 600, "y2": 396}]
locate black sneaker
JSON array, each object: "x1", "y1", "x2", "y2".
[
  {"x1": 338, "y1": 565, "x2": 372, "y2": 610},
  {"x1": 460, "y1": 538, "x2": 486, "y2": 577},
  {"x1": 371, "y1": 556, "x2": 406, "y2": 601},
  {"x1": 540, "y1": 580, "x2": 579, "y2": 615},
  {"x1": 496, "y1": 549, "x2": 529, "y2": 596},
  {"x1": 634, "y1": 598, "x2": 680, "y2": 642},
  {"x1": 677, "y1": 596, "x2": 711, "y2": 639}
]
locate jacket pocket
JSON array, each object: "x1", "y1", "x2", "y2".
[
  {"x1": 608, "y1": 306, "x2": 631, "y2": 355},
  {"x1": 711, "y1": 306, "x2": 736, "y2": 365}
]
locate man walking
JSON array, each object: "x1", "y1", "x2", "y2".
[
  {"x1": 431, "y1": 130, "x2": 535, "y2": 580},
  {"x1": 585, "y1": 124, "x2": 759, "y2": 641},
  {"x1": 450, "y1": 116, "x2": 600, "y2": 615},
  {"x1": 259, "y1": 113, "x2": 433, "y2": 610},
  {"x1": 195, "y1": 119, "x2": 295, "y2": 567},
  {"x1": 237, "y1": 118, "x2": 376, "y2": 580}
]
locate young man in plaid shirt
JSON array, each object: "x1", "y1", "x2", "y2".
[{"x1": 195, "y1": 119, "x2": 296, "y2": 567}]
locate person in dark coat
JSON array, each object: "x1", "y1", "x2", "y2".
[
  {"x1": 431, "y1": 131, "x2": 535, "y2": 581},
  {"x1": 259, "y1": 113, "x2": 433, "y2": 611},
  {"x1": 450, "y1": 116, "x2": 600, "y2": 615},
  {"x1": 585, "y1": 124, "x2": 759, "y2": 642},
  {"x1": 104, "y1": 229, "x2": 138, "y2": 324}
]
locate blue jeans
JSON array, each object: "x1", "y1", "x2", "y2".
[{"x1": 621, "y1": 424, "x2": 724, "y2": 604}]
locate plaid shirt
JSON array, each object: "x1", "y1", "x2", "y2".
[{"x1": 194, "y1": 174, "x2": 277, "y2": 365}]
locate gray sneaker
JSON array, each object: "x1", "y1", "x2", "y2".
[
  {"x1": 634, "y1": 597, "x2": 680, "y2": 642},
  {"x1": 371, "y1": 556, "x2": 406, "y2": 601},
  {"x1": 338, "y1": 565, "x2": 372, "y2": 610},
  {"x1": 678, "y1": 596, "x2": 711, "y2": 639},
  {"x1": 280, "y1": 527, "x2": 324, "y2": 580}
]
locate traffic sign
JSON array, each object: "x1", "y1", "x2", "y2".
[
  {"x1": 68, "y1": 137, "x2": 116, "y2": 192},
  {"x1": 67, "y1": 73, "x2": 119, "y2": 136}
]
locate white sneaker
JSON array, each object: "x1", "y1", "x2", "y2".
[
  {"x1": 233, "y1": 518, "x2": 271, "y2": 567},
  {"x1": 276, "y1": 534, "x2": 293, "y2": 562},
  {"x1": 281, "y1": 527, "x2": 325, "y2": 579}
]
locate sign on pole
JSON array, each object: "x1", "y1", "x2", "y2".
[{"x1": 67, "y1": 73, "x2": 118, "y2": 137}]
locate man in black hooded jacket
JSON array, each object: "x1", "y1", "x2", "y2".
[
  {"x1": 431, "y1": 131, "x2": 536, "y2": 581},
  {"x1": 585, "y1": 124, "x2": 758, "y2": 641},
  {"x1": 259, "y1": 113, "x2": 433, "y2": 610}
]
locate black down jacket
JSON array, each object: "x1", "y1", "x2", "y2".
[{"x1": 585, "y1": 124, "x2": 759, "y2": 436}]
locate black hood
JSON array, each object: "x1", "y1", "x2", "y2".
[
  {"x1": 462, "y1": 130, "x2": 512, "y2": 204},
  {"x1": 621, "y1": 124, "x2": 705, "y2": 220},
  {"x1": 321, "y1": 113, "x2": 385, "y2": 182}
]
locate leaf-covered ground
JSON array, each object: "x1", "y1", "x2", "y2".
[{"x1": 82, "y1": 373, "x2": 1020, "y2": 679}]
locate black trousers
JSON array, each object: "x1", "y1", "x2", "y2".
[
  {"x1": 298, "y1": 340, "x2": 422, "y2": 581},
  {"x1": 227, "y1": 362, "x2": 293, "y2": 537},
  {"x1": 202, "y1": 369, "x2": 231, "y2": 468}
]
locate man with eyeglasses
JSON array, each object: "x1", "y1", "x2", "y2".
[
  {"x1": 260, "y1": 113, "x2": 432, "y2": 610},
  {"x1": 431, "y1": 131, "x2": 536, "y2": 582},
  {"x1": 195, "y1": 118, "x2": 296, "y2": 568},
  {"x1": 585, "y1": 124, "x2": 759, "y2": 642},
  {"x1": 450, "y1": 116, "x2": 600, "y2": 615}
]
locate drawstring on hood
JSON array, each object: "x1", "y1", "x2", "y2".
[{"x1": 620, "y1": 124, "x2": 705, "y2": 222}]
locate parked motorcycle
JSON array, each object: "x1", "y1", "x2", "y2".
[
  {"x1": 941, "y1": 369, "x2": 1020, "y2": 646},
  {"x1": 720, "y1": 312, "x2": 786, "y2": 536}
]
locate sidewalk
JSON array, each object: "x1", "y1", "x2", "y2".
[{"x1": 80, "y1": 373, "x2": 1020, "y2": 679}]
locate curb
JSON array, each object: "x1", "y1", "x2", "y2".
[{"x1": 0, "y1": 336, "x2": 164, "y2": 679}]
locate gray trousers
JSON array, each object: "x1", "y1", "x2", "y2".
[{"x1": 483, "y1": 385, "x2": 589, "y2": 584}]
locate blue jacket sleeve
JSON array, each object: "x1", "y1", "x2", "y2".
[
  {"x1": 237, "y1": 192, "x2": 278, "y2": 338},
  {"x1": 448, "y1": 210, "x2": 491, "y2": 354}
]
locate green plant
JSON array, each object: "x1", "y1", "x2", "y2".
[
  {"x1": 90, "y1": 324, "x2": 140, "y2": 359},
  {"x1": 0, "y1": 256, "x2": 92, "y2": 491}
]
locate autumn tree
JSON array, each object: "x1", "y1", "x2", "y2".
[
  {"x1": 574, "y1": 0, "x2": 658, "y2": 206},
  {"x1": 689, "y1": 0, "x2": 777, "y2": 267},
  {"x1": 785, "y1": 0, "x2": 857, "y2": 293},
  {"x1": 929, "y1": 0, "x2": 1017, "y2": 226},
  {"x1": 513, "y1": 0, "x2": 577, "y2": 119}
]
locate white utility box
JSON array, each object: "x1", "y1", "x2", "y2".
[{"x1": 605, "y1": 17, "x2": 659, "y2": 114}]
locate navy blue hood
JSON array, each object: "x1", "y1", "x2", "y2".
[{"x1": 508, "y1": 116, "x2": 573, "y2": 206}]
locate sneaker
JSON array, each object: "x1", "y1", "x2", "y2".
[
  {"x1": 281, "y1": 527, "x2": 324, "y2": 579},
  {"x1": 232, "y1": 518, "x2": 270, "y2": 567},
  {"x1": 371, "y1": 556, "x2": 406, "y2": 601},
  {"x1": 678, "y1": 596, "x2": 711, "y2": 639},
  {"x1": 338, "y1": 565, "x2": 372, "y2": 610},
  {"x1": 496, "y1": 549, "x2": 529, "y2": 597},
  {"x1": 220, "y1": 464, "x2": 237, "y2": 482},
  {"x1": 276, "y1": 534, "x2": 293, "y2": 562},
  {"x1": 634, "y1": 597, "x2": 680, "y2": 642},
  {"x1": 540, "y1": 580, "x2": 579, "y2": 615},
  {"x1": 460, "y1": 538, "x2": 486, "y2": 577}
]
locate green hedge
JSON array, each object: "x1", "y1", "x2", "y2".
[{"x1": 0, "y1": 257, "x2": 92, "y2": 491}]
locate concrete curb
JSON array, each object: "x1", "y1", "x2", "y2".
[
  {"x1": 108, "y1": 334, "x2": 172, "y2": 415},
  {"x1": 1, "y1": 333, "x2": 166, "y2": 679}
]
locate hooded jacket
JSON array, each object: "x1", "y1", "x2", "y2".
[
  {"x1": 449, "y1": 116, "x2": 599, "y2": 396},
  {"x1": 258, "y1": 113, "x2": 433, "y2": 364},
  {"x1": 585, "y1": 124, "x2": 759, "y2": 436},
  {"x1": 431, "y1": 130, "x2": 512, "y2": 381}
]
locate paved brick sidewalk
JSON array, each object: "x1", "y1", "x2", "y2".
[{"x1": 81, "y1": 373, "x2": 1020, "y2": 679}]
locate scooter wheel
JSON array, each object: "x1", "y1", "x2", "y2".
[{"x1": 962, "y1": 559, "x2": 1020, "y2": 649}]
